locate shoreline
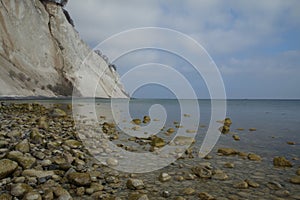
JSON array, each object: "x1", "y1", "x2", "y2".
[{"x1": 0, "y1": 102, "x2": 299, "y2": 199}]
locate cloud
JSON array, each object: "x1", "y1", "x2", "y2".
[{"x1": 66, "y1": 1, "x2": 300, "y2": 98}]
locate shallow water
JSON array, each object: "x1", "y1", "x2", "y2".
[{"x1": 2, "y1": 98, "x2": 300, "y2": 199}]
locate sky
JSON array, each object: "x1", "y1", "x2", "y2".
[{"x1": 66, "y1": 0, "x2": 300, "y2": 99}]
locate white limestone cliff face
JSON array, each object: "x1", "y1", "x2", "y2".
[{"x1": 0, "y1": 0, "x2": 127, "y2": 98}]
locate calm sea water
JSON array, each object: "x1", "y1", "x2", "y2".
[{"x1": 126, "y1": 99, "x2": 300, "y2": 162}]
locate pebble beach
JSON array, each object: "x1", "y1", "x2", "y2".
[{"x1": 0, "y1": 101, "x2": 299, "y2": 200}]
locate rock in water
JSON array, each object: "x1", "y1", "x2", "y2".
[
  {"x1": 0, "y1": 159, "x2": 18, "y2": 179},
  {"x1": 290, "y1": 176, "x2": 300, "y2": 184},
  {"x1": 126, "y1": 178, "x2": 145, "y2": 190},
  {"x1": 248, "y1": 153, "x2": 262, "y2": 161},
  {"x1": 159, "y1": 172, "x2": 172, "y2": 182},
  {"x1": 0, "y1": 0, "x2": 127, "y2": 98},
  {"x1": 150, "y1": 136, "x2": 165, "y2": 148},
  {"x1": 273, "y1": 156, "x2": 293, "y2": 167},
  {"x1": 217, "y1": 148, "x2": 237, "y2": 156}
]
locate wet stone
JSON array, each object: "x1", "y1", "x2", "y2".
[
  {"x1": 15, "y1": 139, "x2": 30, "y2": 153},
  {"x1": 128, "y1": 193, "x2": 149, "y2": 200},
  {"x1": 232, "y1": 135, "x2": 240, "y2": 141},
  {"x1": 182, "y1": 187, "x2": 195, "y2": 195},
  {"x1": 224, "y1": 162, "x2": 235, "y2": 168},
  {"x1": 23, "y1": 191, "x2": 42, "y2": 200},
  {"x1": 127, "y1": 178, "x2": 145, "y2": 190},
  {"x1": 0, "y1": 193, "x2": 12, "y2": 200},
  {"x1": 106, "y1": 157, "x2": 119, "y2": 166},
  {"x1": 245, "y1": 179, "x2": 260, "y2": 188},
  {"x1": 198, "y1": 192, "x2": 215, "y2": 200},
  {"x1": 267, "y1": 181, "x2": 283, "y2": 190},
  {"x1": 6, "y1": 151, "x2": 36, "y2": 169},
  {"x1": 0, "y1": 159, "x2": 18, "y2": 179},
  {"x1": 273, "y1": 156, "x2": 293, "y2": 167},
  {"x1": 217, "y1": 148, "x2": 237, "y2": 156},
  {"x1": 159, "y1": 172, "x2": 172, "y2": 182},
  {"x1": 67, "y1": 172, "x2": 91, "y2": 186},
  {"x1": 192, "y1": 165, "x2": 212, "y2": 178},
  {"x1": 10, "y1": 183, "x2": 32, "y2": 197},
  {"x1": 233, "y1": 180, "x2": 248, "y2": 189},
  {"x1": 290, "y1": 176, "x2": 300, "y2": 184},
  {"x1": 248, "y1": 153, "x2": 262, "y2": 161}
]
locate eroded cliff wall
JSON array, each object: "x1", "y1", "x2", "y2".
[{"x1": 0, "y1": 0, "x2": 127, "y2": 98}]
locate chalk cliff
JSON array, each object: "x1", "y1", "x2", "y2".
[{"x1": 0, "y1": 0, "x2": 127, "y2": 98}]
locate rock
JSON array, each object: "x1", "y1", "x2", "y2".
[
  {"x1": 106, "y1": 157, "x2": 119, "y2": 167},
  {"x1": 191, "y1": 165, "x2": 212, "y2": 178},
  {"x1": 224, "y1": 162, "x2": 234, "y2": 168},
  {"x1": 267, "y1": 181, "x2": 283, "y2": 190},
  {"x1": 287, "y1": 141, "x2": 296, "y2": 145},
  {"x1": 245, "y1": 179, "x2": 259, "y2": 188},
  {"x1": 0, "y1": 193, "x2": 12, "y2": 200},
  {"x1": 89, "y1": 182, "x2": 104, "y2": 192},
  {"x1": 10, "y1": 183, "x2": 32, "y2": 197},
  {"x1": 143, "y1": 116, "x2": 151, "y2": 123},
  {"x1": 273, "y1": 156, "x2": 293, "y2": 167},
  {"x1": 64, "y1": 139, "x2": 82, "y2": 149},
  {"x1": 150, "y1": 136, "x2": 165, "y2": 148},
  {"x1": 0, "y1": 140, "x2": 9, "y2": 148},
  {"x1": 67, "y1": 172, "x2": 91, "y2": 186},
  {"x1": 221, "y1": 126, "x2": 230, "y2": 134},
  {"x1": 23, "y1": 191, "x2": 42, "y2": 200},
  {"x1": 30, "y1": 128, "x2": 43, "y2": 144},
  {"x1": 174, "y1": 197, "x2": 186, "y2": 200},
  {"x1": 22, "y1": 169, "x2": 54, "y2": 179},
  {"x1": 166, "y1": 128, "x2": 175, "y2": 134},
  {"x1": 249, "y1": 128, "x2": 257, "y2": 131},
  {"x1": 126, "y1": 178, "x2": 145, "y2": 190},
  {"x1": 7, "y1": 130, "x2": 21, "y2": 139},
  {"x1": 232, "y1": 135, "x2": 240, "y2": 141},
  {"x1": 0, "y1": 159, "x2": 18, "y2": 179},
  {"x1": 53, "y1": 186, "x2": 72, "y2": 200},
  {"x1": 43, "y1": 190, "x2": 54, "y2": 200},
  {"x1": 128, "y1": 193, "x2": 149, "y2": 200},
  {"x1": 132, "y1": 119, "x2": 141, "y2": 125},
  {"x1": 161, "y1": 191, "x2": 171, "y2": 198},
  {"x1": 38, "y1": 116, "x2": 49, "y2": 130},
  {"x1": 159, "y1": 172, "x2": 172, "y2": 182},
  {"x1": 15, "y1": 139, "x2": 30, "y2": 153},
  {"x1": 51, "y1": 108, "x2": 66, "y2": 117},
  {"x1": 224, "y1": 118, "x2": 232, "y2": 127},
  {"x1": 212, "y1": 170, "x2": 228, "y2": 180},
  {"x1": 173, "y1": 136, "x2": 195, "y2": 145},
  {"x1": 274, "y1": 190, "x2": 290, "y2": 197},
  {"x1": 233, "y1": 181, "x2": 248, "y2": 189},
  {"x1": 76, "y1": 187, "x2": 85, "y2": 196},
  {"x1": 297, "y1": 168, "x2": 300, "y2": 175},
  {"x1": 182, "y1": 188, "x2": 195, "y2": 195},
  {"x1": 248, "y1": 153, "x2": 262, "y2": 161},
  {"x1": 290, "y1": 176, "x2": 300, "y2": 184},
  {"x1": 217, "y1": 148, "x2": 237, "y2": 156},
  {"x1": 6, "y1": 151, "x2": 36, "y2": 169},
  {"x1": 186, "y1": 129, "x2": 196, "y2": 133},
  {"x1": 198, "y1": 192, "x2": 215, "y2": 200}
]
